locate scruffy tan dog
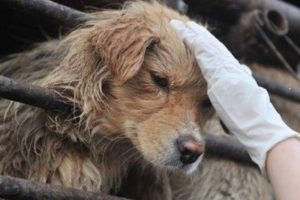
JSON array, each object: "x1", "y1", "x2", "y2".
[{"x1": 0, "y1": 2, "x2": 215, "y2": 199}]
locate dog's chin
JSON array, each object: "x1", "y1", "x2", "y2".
[
  {"x1": 181, "y1": 154, "x2": 203, "y2": 174},
  {"x1": 164, "y1": 154, "x2": 204, "y2": 174}
]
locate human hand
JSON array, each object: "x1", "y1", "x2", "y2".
[{"x1": 170, "y1": 19, "x2": 298, "y2": 172}]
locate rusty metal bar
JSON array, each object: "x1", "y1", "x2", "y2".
[
  {"x1": 225, "y1": 8, "x2": 300, "y2": 78},
  {"x1": 1, "y1": 0, "x2": 88, "y2": 28},
  {"x1": 205, "y1": 134, "x2": 256, "y2": 168},
  {"x1": 254, "y1": 74, "x2": 300, "y2": 102},
  {"x1": 253, "y1": 10, "x2": 300, "y2": 81},
  {"x1": 0, "y1": 75, "x2": 73, "y2": 113},
  {"x1": 186, "y1": 0, "x2": 300, "y2": 46},
  {"x1": 0, "y1": 175, "x2": 130, "y2": 200}
]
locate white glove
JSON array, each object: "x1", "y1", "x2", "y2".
[{"x1": 170, "y1": 19, "x2": 298, "y2": 172}]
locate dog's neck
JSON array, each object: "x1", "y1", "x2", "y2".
[
  {"x1": 45, "y1": 109, "x2": 143, "y2": 193},
  {"x1": 86, "y1": 131, "x2": 142, "y2": 193}
]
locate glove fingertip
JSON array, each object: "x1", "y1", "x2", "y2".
[
  {"x1": 186, "y1": 21, "x2": 209, "y2": 34},
  {"x1": 186, "y1": 20, "x2": 201, "y2": 27},
  {"x1": 170, "y1": 19, "x2": 185, "y2": 30},
  {"x1": 240, "y1": 64, "x2": 253, "y2": 75},
  {"x1": 170, "y1": 19, "x2": 197, "y2": 42}
]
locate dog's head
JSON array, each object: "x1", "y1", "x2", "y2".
[{"x1": 52, "y1": 2, "x2": 214, "y2": 173}]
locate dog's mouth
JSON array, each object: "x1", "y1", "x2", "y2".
[
  {"x1": 164, "y1": 153, "x2": 204, "y2": 174},
  {"x1": 135, "y1": 134, "x2": 205, "y2": 173},
  {"x1": 169, "y1": 135, "x2": 204, "y2": 173},
  {"x1": 181, "y1": 154, "x2": 204, "y2": 173}
]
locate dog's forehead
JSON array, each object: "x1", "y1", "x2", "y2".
[
  {"x1": 121, "y1": 2, "x2": 204, "y2": 86},
  {"x1": 148, "y1": 29, "x2": 203, "y2": 87}
]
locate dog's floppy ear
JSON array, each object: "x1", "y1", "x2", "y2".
[{"x1": 95, "y1": 18, "x2": 160, "y2": 83}]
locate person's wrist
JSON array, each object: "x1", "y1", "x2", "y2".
[
  {"x1": 266, "y1": 136, "x2": 300, "y2": 178},
  {"x1": 207, "y1": 71, "x2": 298, "y2": 172}
]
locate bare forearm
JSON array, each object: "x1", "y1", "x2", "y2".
[{"x1": 267, "y1": 137, "x2": 300, "y2": 200}]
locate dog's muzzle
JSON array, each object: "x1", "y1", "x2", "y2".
[{"x1": 176, "y1": 135, "x2": 204, "y2": 165}]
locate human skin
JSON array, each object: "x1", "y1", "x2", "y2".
[{"x1": 267, "y1": 137, "x2": 300, "y2": 200}]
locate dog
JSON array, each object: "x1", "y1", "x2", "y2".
[{"x1": 0, "y1": 2, "x2": 215, "y2": 199}]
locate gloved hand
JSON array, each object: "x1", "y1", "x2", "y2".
[{"x1": 170, "y1": 19, "x2": 298, "y2": 172}]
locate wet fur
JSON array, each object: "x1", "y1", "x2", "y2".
[
  {"x1": 0, "y1": 2, "x2": 210, "y2": 199},
  {"x1": 0, "y1": 2, "x2": 283, "y2": 200}
]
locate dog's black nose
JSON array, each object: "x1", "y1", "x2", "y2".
[{"x1": 177, "y1": 135, "x2": 204, "y2": 165}]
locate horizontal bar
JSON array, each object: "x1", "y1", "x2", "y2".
[
  {"x1": 0, "y1": 75, "x2": 73, "y2": 113},
  {"x1": 0, "y1": 175, "x2": 130, "y2": 200},
  {"x1": 1, "y1": 0, "x2": 88, "y2": 28},
  {"x1": 255, "y1": 74, "x2": 300, "y2": 102}
]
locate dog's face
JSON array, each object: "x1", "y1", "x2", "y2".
[{"x1": 84, "y1": 3, "x2": 214, "y2": 173}]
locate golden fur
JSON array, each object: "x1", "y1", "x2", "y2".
[
  {"x1": 0, "y1": 2, "x2": 214, "y2": 199},
  {"x1": 1, "y1": 2, "x2": 288, "y2": 199}
]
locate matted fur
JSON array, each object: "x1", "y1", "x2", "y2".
[
  {"x1": 0, "y1": 2, "x2": 275, "y2": 200},
  {"x1": 0, "y1": 2, "x2": 211, "y2": 199}
]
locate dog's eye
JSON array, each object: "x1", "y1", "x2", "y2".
[
  {"x1": 199, "y1": 97, "x2": 215, "y2": 119},
  {"x1": 201, "y1": 98, "x2": 212, "y2": 108},
  {"x1": 150, "y1": 73, "x2": 169, "y2": 89}
]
